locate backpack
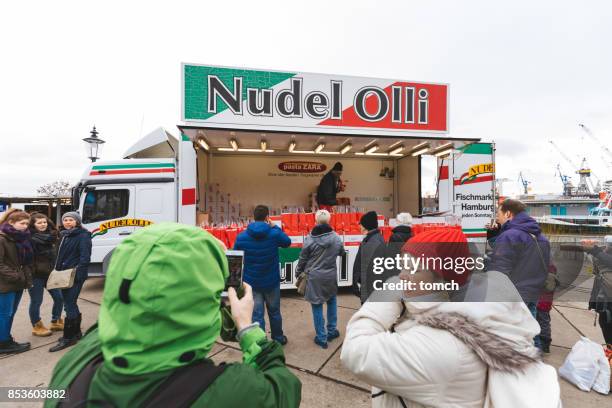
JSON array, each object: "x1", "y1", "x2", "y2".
[{"x1": 60, "y1": 352, "x2": 226, "y2": 408}]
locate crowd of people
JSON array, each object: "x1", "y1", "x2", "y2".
[
  {"x1": 0, "y1": 209, "x2": 91, "y2": 354},
  {"x1": 1, "y1": 198, "x2": 611, "y2": 406}
]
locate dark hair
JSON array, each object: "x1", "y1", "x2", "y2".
[
  {"x1": 499, "y1": 199, "x2": 526, "y2": 215},
  {"x1": 0, "y1": 208, "x2": 30, "y2": 225},
  {"x1": 253, "y1": 205, "x2": 269, "y2": 221},
  {"x1": 29, "y1": 212, "x2": 58, "y2": 234}
]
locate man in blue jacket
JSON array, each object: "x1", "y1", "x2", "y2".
[
  {"x1": 234, "y1": 205, "x2": 291, "y2": 344},
  {"x1": 488, "y1": 199, "x2": 550, "y2": 314}
]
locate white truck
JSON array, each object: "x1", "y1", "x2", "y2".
[{"x1": 73, "y1": 64, "x2": 496, "y2": 286}]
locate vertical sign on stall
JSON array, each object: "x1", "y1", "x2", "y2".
[{"x1": 451, "y1": 143, "x2": 496, "y2": 239}]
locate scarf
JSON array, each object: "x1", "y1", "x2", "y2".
[
  {"x1": 0, "y1": 223, "x2": 34, "y2": 266},
  {"x1": 30, "y1": 230, "x2": 56, "y2": 257}
]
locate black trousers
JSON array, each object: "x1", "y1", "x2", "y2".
[{"x1": 599, "y1": 309, "x2": 612, "y2": 345}]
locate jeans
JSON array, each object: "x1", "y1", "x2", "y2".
[
  {"x1": 526, "y1": 302, "x2": 541, "y2": 349},
  {"x1": 536, "y1": 309, "x2": 551, "y2": 347},
  {"x1": 310, "y1": 295, "x2": 338, "y2": 344},
  {"x1": 28, "y1": 277, "x2": 64, "y2": 325},
  {"x1": 252, "y1": 286, "x2": 284, "y2": 341},
  {"x1": 61, "y1": 281, "x2": 84, "y2": 319},
  {"x1": 0, "y1": 290, "x2": 23, "y2": 342}
]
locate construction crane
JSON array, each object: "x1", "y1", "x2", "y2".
[
  {"x1": 549, "y1": 140, "x2": 595, "y2": 195},
  {"x1": 518, "y1": 172, "x2": 530, "y2": 195},
  {"x1": 555, "y1": 164, "x2": 574, "y2": 197},
  {"x1": 579, "y1": 123, "x2": 612, "y2": 171}
]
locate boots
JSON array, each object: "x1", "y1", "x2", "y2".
[
  {"x1": 49, "y1": 314, "x2": 82, "y2": 353},
  {"x1": 49, "y1": 317, "x2": 64, "y2": 332},
  {"x1": 0, "y1": 337, "x2": 31, "y2": 354},
  {"x1": 32, "y1": 320, "x2": 52, "y2": 337}
]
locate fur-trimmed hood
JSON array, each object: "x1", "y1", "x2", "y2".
[{"x1": 416, "y1": 312, "x2": 538, "y2": 373}]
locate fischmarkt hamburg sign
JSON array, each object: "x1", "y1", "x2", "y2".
[{"x1": 182, "y1": 63, "x2": 449, "y2": 136}]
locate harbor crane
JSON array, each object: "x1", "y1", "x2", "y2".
[
  {"x1": 549, "y1": 140, "x2": 597, "y2": 195},
  {"x1": 518, "y1": 172, "x2": 530, "y2": 195},
  {"x1": 555, "y1": 164, "x2": 574, "y2": 197}
]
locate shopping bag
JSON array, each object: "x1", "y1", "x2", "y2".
[{"x1": 559, "y1": 337, "x2": 611, "y2": 394}]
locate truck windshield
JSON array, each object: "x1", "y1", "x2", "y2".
[{"x1": 82, "y1": 189, "x2": 129, "y2": 224}]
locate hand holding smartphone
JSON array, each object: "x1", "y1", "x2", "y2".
[
  {"x1": 228, "y1": 283, "x2": 254, "y2": 331},
  {"x1": 222, "y1": 250, "x2": 244, "y2": 298}
]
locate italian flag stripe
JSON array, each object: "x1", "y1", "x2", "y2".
[
  {"x1": 90, "y1": 168, "x2": 175, "y2": 176},
  {"x1": 459, "y1": 143, "x2": 492, "y2": 155},
  {"x1": 92, "y1": 163, "x2": 175, "y2": 170}
]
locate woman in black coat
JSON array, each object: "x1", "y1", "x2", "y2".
[
  {"x1": 28, "y1": 213, "x2": 63, "y2": 337},
  {"x1": 389, "y1": 212, "x2": 413, "y2": 244},
  {"x1": 48, "y1": 212, "x2": 91, "y2": 352}
]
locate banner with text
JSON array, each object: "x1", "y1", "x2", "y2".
[{"x1": 182, "y1": 63, "x2": 449, "y2": 136}]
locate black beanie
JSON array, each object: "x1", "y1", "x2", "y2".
[
  {"x1": 360, "y1": 211, "x2": 378, "y2": 231},
  {"x1": 332, "y1": 162, "x2": 343, "y2": 171}
]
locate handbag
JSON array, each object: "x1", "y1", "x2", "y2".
[
  {"x1": 46, "y1": 237, "x2": 76, "y2": 290},
  {"x1": 296, "y1": 272, "x2": 308, "y2": 296},
  {"x1": 295, "y1": 245, "x2": 327, "y2": 296}
]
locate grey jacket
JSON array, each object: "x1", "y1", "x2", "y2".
[
  {"x1": 296, "y1": 224, "x2": 344, "y2": 304},
  {"x1": 589, "y1": 245, "x2": 612, "y2": 303}
]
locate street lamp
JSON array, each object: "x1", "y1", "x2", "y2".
[{"x1": 82, "y1": 126, "x2": 105, "y2": 162}]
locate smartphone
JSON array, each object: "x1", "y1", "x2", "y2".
[{"x1": 222, "y1": 250, "x2": 244, "y2": 297}]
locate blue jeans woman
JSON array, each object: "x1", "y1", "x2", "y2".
[
  {"x1": 48, "y1": 212, "x2": 91, "y2": 353},
  {"x1": 28, "y1": 213, "x2": 64, "y2": 336},
  {"x1": 0, "y1": 210, "x2": 34, "y2": 354},
  {"x1": 295, "y1": 212, "x2": 344, "y2": 349}
]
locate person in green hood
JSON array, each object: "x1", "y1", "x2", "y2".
[{"x1": 44, "y1": 223, "x2": 301, "y2": 407}]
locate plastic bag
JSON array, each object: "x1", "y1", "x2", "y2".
[{"x1": 559, "y1": 337, "x2": 610, "y2": 394}]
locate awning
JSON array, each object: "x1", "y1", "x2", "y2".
[{"x1": 178, "y1": 125, "x2": 479, "y2": 158}]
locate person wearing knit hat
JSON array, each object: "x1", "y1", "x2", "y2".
[
  {"x1": 359, "y1": 211, "x2": 378, "y2": 232},
  {"x1": 61, "y1": 211, "x2": 82, "y2": 226},
  {"x1": 316, "y1": 162, "x2": 344, "y2": 211},
  {"x1": 352, "y1": 211, "x2": 385, "y2": 304},
  {"x1": 341, "y1": 224, "x2": 561, "y2": 408},
  {"x1": 49, "y1": 211, "x2": 91, "y2": 352},
  {"x1": 401, "y1": 228, "x2": 473, "y2": 288}
]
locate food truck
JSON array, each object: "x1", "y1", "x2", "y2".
[{"x1": 73, "y1": 63, "x2": 496, "y2": 287}]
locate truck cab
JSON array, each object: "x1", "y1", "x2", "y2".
[{"x1": 73, "y1": 128, "x2": 180, "y2": 275}]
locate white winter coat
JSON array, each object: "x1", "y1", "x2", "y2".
[{"x1": 340, "y1": 272, "x2": 562, "y2": 408}]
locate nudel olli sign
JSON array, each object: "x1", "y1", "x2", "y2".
[{"x1": 182, "y1": 64, "x2": 449, "y2": 136}]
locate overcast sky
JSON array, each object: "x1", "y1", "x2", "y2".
[{"x1": 1, "y1": 0, "x2": 611, "y2": 198}]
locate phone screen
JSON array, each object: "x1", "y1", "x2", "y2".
[{"x1": 225, "y1": 252, "x2": 244, "y2": 291}]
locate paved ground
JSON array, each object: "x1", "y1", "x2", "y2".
[{"x1": 1, "y1": 278, "x2": 610, "y2": 407}]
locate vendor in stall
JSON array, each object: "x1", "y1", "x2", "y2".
[{"x1": 316, "y1": 162, "x2": 344, "y2": 211}]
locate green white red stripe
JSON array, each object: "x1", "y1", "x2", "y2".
[{"x1": 90, "y1": 163, "x2": 175, "y2": 176}]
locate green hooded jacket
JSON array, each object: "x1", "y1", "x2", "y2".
[{"x1": 44, "y1": 223, "x2": 301, "y2": 407}]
